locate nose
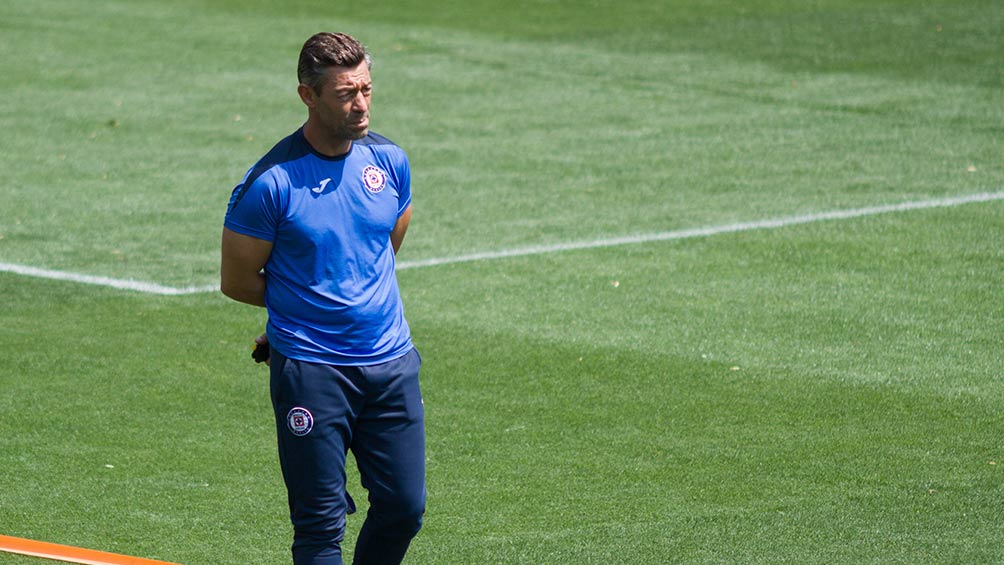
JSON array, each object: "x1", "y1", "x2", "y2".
[{"x1": 352, "y1": 90, "x2": 369, "y2": 112}]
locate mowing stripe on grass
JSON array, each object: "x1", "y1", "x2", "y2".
[{"x1": 2, "y1": 191, "x2": 1002, "y2": 295}]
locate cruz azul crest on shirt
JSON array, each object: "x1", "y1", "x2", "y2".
[
  {"x1": 287, "y1": 407, "x2": 314, "y2": 437},
  {"x1": 361, "y1": 165, "x2": 388, "y2": 193}
]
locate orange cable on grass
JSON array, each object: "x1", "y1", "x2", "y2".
[{"x1": 0, "y1": 535, "x2": 181, "y2": 565}]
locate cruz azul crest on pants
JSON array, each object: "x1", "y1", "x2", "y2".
[{"x1": 287, "y1": 407, "x2": 314, "y2": 436}]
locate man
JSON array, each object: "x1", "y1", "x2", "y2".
[{"x1": 220, "y1": 32, "x2": 424, "y2": 565}]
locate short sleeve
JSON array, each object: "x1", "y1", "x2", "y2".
[
  {"x1": 223, "y1": 169, "x2": 285, "y2": 242},
  {"x1": 394, "y1": 149, "x2": 412, "y2": 216}
]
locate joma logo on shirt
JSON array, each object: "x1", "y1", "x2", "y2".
[{"x1": 311, "y1": 178, "x2": 332, "y2": 194}]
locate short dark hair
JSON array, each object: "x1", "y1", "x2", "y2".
[{"x1": 297, "y1": 32, "x2": 371, "y2": 93}]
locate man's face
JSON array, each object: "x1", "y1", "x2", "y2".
[{"x1": 305, "y1": 61, "x2": 372, "y2": 142}]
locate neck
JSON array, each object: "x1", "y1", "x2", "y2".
[{"x1": 302, "y1": 120, "x2": 352, "y2": 157}]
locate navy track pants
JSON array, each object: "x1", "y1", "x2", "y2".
[{"x1": 269, "y1": 347, "x2": 425, "y2": 565}]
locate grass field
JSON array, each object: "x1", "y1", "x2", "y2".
[{"x1": 2, "y1": 1, "x2": 1002, "y2": 563}]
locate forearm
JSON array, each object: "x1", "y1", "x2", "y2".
[{"x1": 391, "y1": 205, "x2": 412, "y2": 254}]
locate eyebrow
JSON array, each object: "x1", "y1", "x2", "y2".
[{"x1": 334, "y1": 81, "x2": 372, "y2": 91}]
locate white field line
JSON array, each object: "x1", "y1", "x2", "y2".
[
  {"x1": 0, "y1": 262, "x2": 218, "y2": 295},
  {"x1": 396, "y1": 191, "x2": 1004, "y2": 269},
  {"x1": 2, "y1": 191, "x2": 1002, "y2": 295}
]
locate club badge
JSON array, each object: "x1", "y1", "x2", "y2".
[
  {"x1": 287, "y1": 407, "x2": 314, "y2": 437},
  {"x1": 362, "y1": 165, "x2": 388, "y2": 193}
]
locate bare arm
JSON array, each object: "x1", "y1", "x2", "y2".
[
  {"x1": 391, "y1": 204, "x2": 412, "y2": 254},
  {"x1": 220, "y1": 227, "x2": 273, "y2": 307}
]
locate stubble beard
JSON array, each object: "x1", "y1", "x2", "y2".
[
  {"x1": 343, "y1": 110, "x2": 369, "y2": 139},
  {"x1": 308, "y1": 107, "x2": 369, "y2": 154},
  {"x1": 344, "y1": 127, "x2": 368, "y2": 141},
  {"x1": 330, "y1": 118, "x2": 367, "y2": 144}
]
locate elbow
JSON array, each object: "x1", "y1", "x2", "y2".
[
  {"x1": 219, "y1": 272, "x2": 233, "y2": 299},
  {"x1": 220, "y1": 280, "x2": 236, "y2": 300},
  {"x1": 219, "y1": 275, "x2": 243, "y2": 302},
  {"x1": 219, "y1": 273, "x2": 266, "y2": 307}
]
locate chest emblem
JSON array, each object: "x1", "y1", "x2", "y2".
[{"x1": 362, "y1": 165, "x2": 388, "y2": 193}]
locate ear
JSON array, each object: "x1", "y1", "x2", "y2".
[{"x1": 297, "y1": 83, "x2": 316, "y2": 108}]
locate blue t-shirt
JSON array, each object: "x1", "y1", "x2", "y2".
[{"x1": 224, "y1": 128, "x2": 413, "y2": 365}]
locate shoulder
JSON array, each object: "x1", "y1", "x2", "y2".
[
  {"x1": 246, "y1": 129, "x2": 313, "y2": 187},
  {"x1": 230, "y1": 129, "x2": 311, "y2": 208},
  {"x1": 355, "y1": 131, "x2": 409, "y2": 172},
  {"x1": 355, "y1": 131, "x2": 401, "y2": 149}
]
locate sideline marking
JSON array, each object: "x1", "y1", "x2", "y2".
[
  {"x1": 0, "y1": 534, "x2": 180, "y2": 565},
  {"x1": 0, "y1": 263, "x2": 216, "y2": 295},
  {"x1": 1, "y1": 191, "x2": 1001, "y2": 295},
  {"x1": 396, "y1": 191, "x2": 1004, "y2": 269}
]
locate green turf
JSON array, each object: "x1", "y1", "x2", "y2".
[{"x1": 1, "y1": 0, "x2": 1002, "y2": 563}]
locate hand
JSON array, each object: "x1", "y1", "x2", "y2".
[{"x1": 252, "y1": 333, "x2": 270, "y2": 365}]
